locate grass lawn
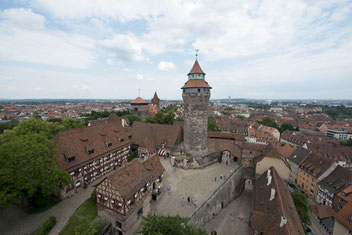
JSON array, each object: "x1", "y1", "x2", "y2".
[
  {"x1": 25, "y1": 200, "x2": 61, "y2": 214},
  {"x1": 59, "y1": 191, "x2": 99, "y2": 235}
]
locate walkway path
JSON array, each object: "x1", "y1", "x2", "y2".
[
  {"x1": 204, "y1": 184, "x2": 253, "y2": 235},
  {"x1": 0, "y1": 179, "x2": 102, "y2": 235}
]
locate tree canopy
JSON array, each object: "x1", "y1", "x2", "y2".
[
  {"x1": 144, "y1": 111, "x2": 175, "y2": 125},
  {"x1": 279, "y1": 123, "x2": 294, "y2": 134},
  {"x1": 340, "y1": 138, "x2": 352, "y2": 147},
  {"x1": 208, "y1": 116, "x2": 219, "y2": 131},
  {"x1": 0, "y1": 119, "x2": 72, "y2": 208},
  {"x1": 140, "y1": 214, "x2": 207, "y2": 235},
  {"x1": 291, "y1": 189, "x2": 311, "y2": 225}
]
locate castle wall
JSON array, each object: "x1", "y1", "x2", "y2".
[
  {"x1": 189, "y1": 164, "x2": 244, "y2": 227},
  {"x1": 183, "y1": 92, "x2": 210, "y2": 155}
]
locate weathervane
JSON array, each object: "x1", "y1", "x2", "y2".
[{"x1": 195, "y1": 49, "x2": 199, "y2": 60}]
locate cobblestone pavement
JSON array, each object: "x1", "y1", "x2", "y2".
[
  {"x1": 0, "y1": 177, "x2": 105, "y2": 235},
  {"x1": 152, "y1": 158, "x2": 239, "y2": 218},
  {"x1": 204, "y1": 184, "x2": 253, "y2": 235}
]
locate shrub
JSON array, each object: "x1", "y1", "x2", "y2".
[{"x1": 33, "y1": 216, "x2": 56, "y2": 235}]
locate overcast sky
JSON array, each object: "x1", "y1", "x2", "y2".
[{"x1": 1, "y1": 0, "x2": 352, "y2": 100}]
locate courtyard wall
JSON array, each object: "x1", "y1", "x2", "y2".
[{"x1": 189, "y1": 164, "x2": 244, "y2": 227}]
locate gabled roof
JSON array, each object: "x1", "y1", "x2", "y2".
[
  {"x1": 131, "y1": 97, "x2": 148, "y2": 104},
  {"x1": 181, "y1": 79, "x2": 212, "y2": 89},
  {"x1": 107, "y1": 159, "x2": 153, "y2": 200},
  {"x1": 287, "y1": 147, "x2": 310, "y2": 165},
  {"x1": 142, "y1": 155, "x2": 165, "y2": 179},
  {"x1": 131, "y1": 122, "x2": 182, "y2": 149},
  {"x1": 251, "y1": 167, "x2": 304, "y2": 235},
  {"x1": 275, "y1": 144, "x2": 297, "y2": 159},
  {"x1": 318, "y1": 165, "x2": 351, "y2": 195},
  {"x1": 188, "y1": 60, "x2": 205, "y2": 75},
  {"x1": 55, "y1": 114, "x2": 131, "y2": 171},
  {"x1": 334, "y1": 200, "x2": 352, "y2": 231},
  {"x1": 311, "y1": 205, "x2": 336, "y2": 219}
]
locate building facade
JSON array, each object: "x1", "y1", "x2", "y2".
[
  {"x1": 181, "y1": 59, "x2": 212, "y2": 155},
  {"x1": 96, "y1": 156, "x2": 165, "y2": 235},
  {"x1": 54, "y1": 114, "x2": 131, "y2": 199}
]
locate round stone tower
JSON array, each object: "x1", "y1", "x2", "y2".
[{"x1": 181, "y1": 59, "x2": 212, "y2": 156}]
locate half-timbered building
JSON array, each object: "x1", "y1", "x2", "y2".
[
  {"x1": 96, "y1": 156, "x2": 165, "y2": 235},
  {"x1": 55, "y1": 114, "x2": 131, "y2": 199}
]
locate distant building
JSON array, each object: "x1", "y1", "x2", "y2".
[
  {"x1": 286, "y1": 147, "x2": 310, "y2": 184},
  {"x1": 333, "y1": 185, "x2": 352, "y2": 212},
  {"x1": 130, "y1": 97, "x2": 149, "y2": 117},
  {"x1": 326, "y1": 128, "x2": 352, "y2": 141}
]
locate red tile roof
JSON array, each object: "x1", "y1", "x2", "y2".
[
  {"x1": 131, "y1": 97, "x2": 148, "y2": 104},
  {"x1": 334, "y1": 200, "x2": 352, "y2": 231},
  {"x1": 181, "y1": 79, "x2": 212, "y2": 89},
  {"x1": 311, "y1": 205, "x2": 336, "y2": 219},
  {"x1": 188, "y1": 60, "x2": 205, "y2": 75}
]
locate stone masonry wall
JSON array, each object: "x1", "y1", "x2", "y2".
[
  {"x1": 189, "y1": 164, "x2": 244, "y2": 227},
  {"x1": 183, "y1": 92, "x2": 210, "y2": 156}
]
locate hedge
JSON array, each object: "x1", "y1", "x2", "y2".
[{"x1": 33, "y1": 216, "x2": 56, "y2": 235}]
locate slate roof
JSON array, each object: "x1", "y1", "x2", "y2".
[
  {"x1": 55, "y1": 114, "x2": 131, "y2": 171},
  {"x1": 251, "y1": 167, "x2": 305, "y2": 235},
  {"x1": 151, "y1": 92, "x2": 160, "y2": 104},
  {"x1": 318, "y1": 165, "x2": 351, "y2": 195},
  {"x1": 188, "y1": 60, "x2": 205, "y2": 75},
  {"x1": 287, "y1": 147, "x2": 310, "y2": 165}
]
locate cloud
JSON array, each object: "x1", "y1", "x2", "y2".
[
  {"x1": 0, "y1": 8, "x2": 45, "y2": 29},
  {"x1": 157, "y1": 61, "x2": 176, "y2": 71},
  {"x1": 136, "y1": 74, "x2": 144, "y2": 80},
  {"x1": 0, "y1": 8, "x2": 96, "y2": 69},
  {"x1": 97, "y1": 34, "x2": 144, "y2": 63}
]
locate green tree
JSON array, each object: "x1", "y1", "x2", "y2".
[
  {"x1": 123, "y1": 114, "x2": 142, "y2": 125},
  {"x1": 128, "y1": 149, "x2": 138, "y2": 162},
  {"x1": 291, "y1": 189, "x2": 311, "y2": 225},
  {"x1": 74, "y1": 218, "x2": 100, "y2": 235},
  {"x1": 0, "y1": 133, "x2": 71, "y2": 208},
  {"x1": 164, "y1": 111, "x2": 175, "y2": 125},
  {"x1": 236, "y1": 115, "x2": 245, "y2": 120},
  {"x1": 140, "y1": 214, "x2": 207, "y2": 235},
  {"x1": 208, "y1": 116, "x2": 219, "y2": 131},
  {"x1": 62, "y1": 117, "x2": 85, "y2": 129},
  {"x1": 259, "y1": 117, "x2": 278, "y2": 129},
  {"x1": 0, "y1": 119, "x2": 19, "y2": 134},
  {"x1": 340, "y1": 139, "x2": 352, "y2": 147},
  {"x1": 279, "y1": 123, "x2": 294, "y2": 134}
]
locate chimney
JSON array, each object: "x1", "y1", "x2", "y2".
[
  {"x1": 280, "y1": 216, "x2": 287, "y2": 227},
  {"x1": 267, "y1": 169, "x2": 271, "y2": 178},
  {"x1": 270, "y1": 188, "x2": 276, "y2": 201},
  {"x1": 267, "y1": 175, "x2": 272, "y2": 186}
]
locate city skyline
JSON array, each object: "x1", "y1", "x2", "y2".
[{"x1": 1, "y1": 0, "x2": 352, "y2": 100}]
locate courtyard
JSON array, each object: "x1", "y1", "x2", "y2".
[{"x1": 152, "y1": 157, "x2": 240, "y2": 218}]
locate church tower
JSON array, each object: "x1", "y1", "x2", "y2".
[{"x1": 181, "y1": 58, "x2": 212, "y2": 156}]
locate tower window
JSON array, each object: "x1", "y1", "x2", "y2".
[{"x1": 198, "y1": 89, "x2": 200, "y2": 92}]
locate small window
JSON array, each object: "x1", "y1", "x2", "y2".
[
  {"x1": 197, "y1": 89, "x2": 200, "y2": 92},
  {"x1": 120, "y1": 138, "x2": 124, "y2": 143},
  {"x1": 115, "y1": 220, "x2": 122, "y2": 229},
  {"x1": 67, "y1": 156, "x2": 75, "y2": 162},
  {"x1": 107, "y1": 143, "x2": 112, "y2": 147},
  {"x1": 88, "y1": 149, "x2": 94, "y2": 155}
]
